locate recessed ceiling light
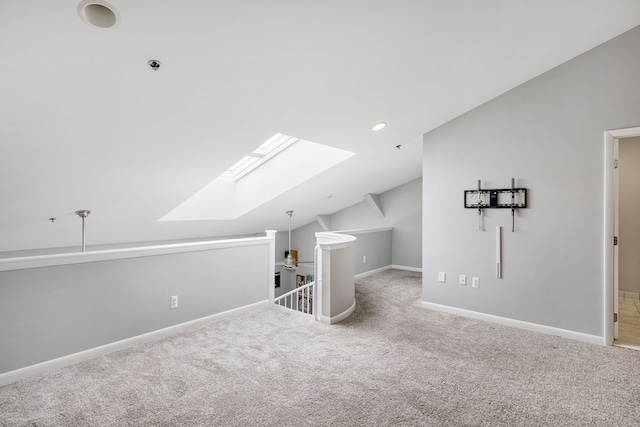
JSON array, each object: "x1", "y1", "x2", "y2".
[
  {"x1": 77, "y1": 0, "x2": 120, "y2": 29},
  {"x1": 372, "y1": 122, "x2": 386, "y2": 131}
]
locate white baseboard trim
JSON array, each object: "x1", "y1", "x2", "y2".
[
  {"x1": 391, "y1": 265, "x2": 422, "y2": 273},
  {"x1": 320, "y1": 300, "x2": 356, "y2": 325},
  {"x1": 355, "y1": 266, "x2": 392, "y2": 279},
  {"x1": 421, "y1": 301, "x2": 603, "y2": 346},
  {"x1": 0, "y1": 300, "x2": 269, "y2": 387},
  {"x1": 354, "y1": 265, "x2": 422, "y2": 280}
]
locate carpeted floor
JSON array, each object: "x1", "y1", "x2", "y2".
[{"x1": 1, "y1": 269, "x2": 640, "y2": 426}]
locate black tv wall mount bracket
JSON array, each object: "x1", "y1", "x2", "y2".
[{"x1": 464, "y1": 179, "x2": 527, "y2": 232}]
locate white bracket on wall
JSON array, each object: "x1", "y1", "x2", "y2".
[
  {"x1": 315, "y1": 215, "x2": 333, "y2": 232},
  {"x1": 364, "y1": 193, "x2": 385, "y2": 219}
]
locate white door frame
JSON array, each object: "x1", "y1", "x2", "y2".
[
  {"x1": 604, "y1": 126, "x2": 640, "y2": 345},
  {"x1": 614, "y1": 138, "x2": 619, "y2": 341}
]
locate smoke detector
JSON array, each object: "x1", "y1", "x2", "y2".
[{"x1": 148, "y1": 60, "x2": 161, "y2": 71}]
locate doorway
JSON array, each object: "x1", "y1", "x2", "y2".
[
  {"x1": 615, "y1": 136, "x2": 640, "y2": 350},
  {"x1": 604, "y1": 127, "x2": 640, "y2": 347}
]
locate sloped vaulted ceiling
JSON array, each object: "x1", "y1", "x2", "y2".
[{"x1": 1, "y1": 1, "x2": 640, "y2": 252}]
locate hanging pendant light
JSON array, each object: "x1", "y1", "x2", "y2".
[
  {"x1": 284, "y1": 210, "x2": 296, "y2": 269},
  {"x1": 75, "y1": 210, "x2": 91, "y2": 252}
]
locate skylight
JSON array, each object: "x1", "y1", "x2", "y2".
[
  {"x1": 218, "y1": 134, "x2": 298, "y2": 181},
  {"x1": 160, "y1": 134, "x2": 355, "y2": 221}
]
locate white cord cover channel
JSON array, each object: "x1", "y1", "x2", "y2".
[{"x1": 496, "y1": 226, "x2": 502, "y2": 278}]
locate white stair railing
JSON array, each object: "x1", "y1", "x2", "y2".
[
  {"x1": 273, "y1": 233, "x2": 355, "y2": 324},
  {"x1": 274, "y1": 244, "x2": 320, "y2": 320},
  {"x1": 273, "y1": 280, "x2": 315, "y2": 317}
]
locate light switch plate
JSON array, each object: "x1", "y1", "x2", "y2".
[
  {"x1": 472, "y1": 277, "x2": 479, "y2": 288},
  {"x1": 459, "y1": 275, "x2": 466, "y2": 285},
  {"x1": 438, "y1": 272, "x2": 446, "y2": 283}
]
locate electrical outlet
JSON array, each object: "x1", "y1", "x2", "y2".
[
  {"x1": 170, "y1": 295, "x2": 178, "y2": 309},
  {"x1": 438, "y1": 272, "x2": 446, "y2": 283},
  {"x1": 363, "y1": 255, "x2": 366, "y2": 263},
  {"x1": 459, "y1": 275, "x2": 467, "y2": 285},
  {"x1": 472, "y1": 277, "x2": 479, "y2": 288}
]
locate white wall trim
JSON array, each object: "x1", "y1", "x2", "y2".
[
  {"x1": 604, "y1": 127, "x2": 640, "y2": 346},
  {"x1": 0, "y1": 237, "x2": 271, "y2": 272},
  {"x1": 320, "y1": 300, "x2": 356, "y2": 325},
  {"x1": 333, "y1": 227, "x2": 393, "y2": 235},
  {"x1": 391, "y1": 265, "x2": 422, "y2": 273},
  {"x1": 422, "y1": 301, "x2": 603, "y2": 346},
  {"x1": 355, "y1": 265, "x2": 422, "y2": 280},
  {"x1": 355, "y1": 265, "x2": 392, "y2": 279},
  {"x1": 0, "y1": 300, "x2": 269, "y2": 386}
]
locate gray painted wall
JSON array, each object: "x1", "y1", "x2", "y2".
[
  {"x1": 619, "y1": 136, "x2": 640, "y2": 294},
  {"x1": 290, "y1": 224, "x2": 391, "y2": 276},
  {"x1": 345, "y1": 230, "x2": 392, "y2": 275},
  {"x1": 381, "y1": 178, "x2": 422, "y2": 268},
  {"x1": 292, "y1": 221, "x2": 325, "y2": 266},
  {"x1": 325, "y1": 245, "x2": 355, "y2": 319},
  {"x1": 422, "y1": 25, "x2": 640, "y2": 337},
  {"x1": 331, "y1": 200, "x2": 385, "y2": 230},
  {"x1": 274, "y1": 267, "x2": 297, "y2": 299},
  {"x1": 0, "y1": 244, "x2": 269, "y2": 374},
  {"x1": 328, "y1": 177, "x2": 422, "y2": 269},
  {"x1": 274, "y1": 229, "x2": 289, "y2": 265}
]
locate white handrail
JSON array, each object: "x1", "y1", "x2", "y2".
[
  {"x1": 274, "y1": 280, "x2": 315, "y2": 315},
  {"x1": 0, "y1": 236, "x2": 272, "y2": 272}
]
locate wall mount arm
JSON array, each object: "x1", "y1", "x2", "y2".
[{"x1": 464, "y1": 179, "x2": 527, "y2": 232}]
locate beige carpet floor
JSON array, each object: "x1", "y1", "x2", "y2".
[{"x1": 1, "y1": 269, "x2": 640, "y2": 426}]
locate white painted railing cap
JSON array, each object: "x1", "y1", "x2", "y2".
[{"x1": 315, "y1": 232, "x2": 356, "y2": 250}]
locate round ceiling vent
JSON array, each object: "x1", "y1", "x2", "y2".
[{"x1": 78, "y1": 0, "x2": 120, "y2": 29}]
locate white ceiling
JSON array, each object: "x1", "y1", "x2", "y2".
[{"x1": 2, "y1": 1, "x2": 640, "y2": 252}]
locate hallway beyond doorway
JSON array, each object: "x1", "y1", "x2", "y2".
[{"x1": 615, "y1": 296, "x2": 640, "y2": 351}]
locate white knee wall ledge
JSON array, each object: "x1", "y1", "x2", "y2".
[{"x1": 421, "y1": 301, "x2": 603, "y2": 345}]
